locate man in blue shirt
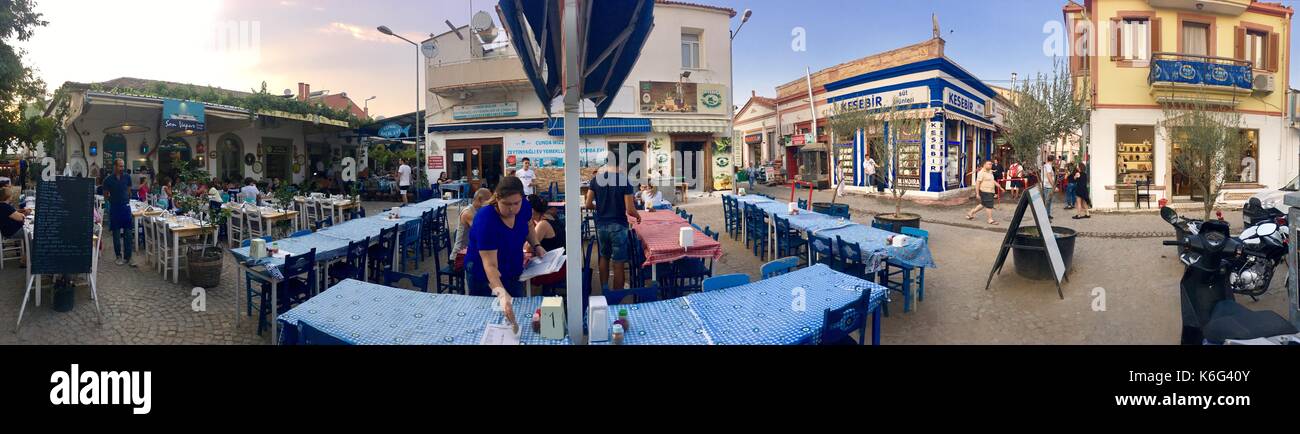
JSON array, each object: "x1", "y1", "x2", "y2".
[
  {"x1": 584, "y1": 156, "x2": 641, "y2": 292},
  {"x1": 102, "y1": 159, "x2": 135, "y2": 267}
]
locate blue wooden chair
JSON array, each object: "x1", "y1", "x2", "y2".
[
  {"x1": 256, "y1": 248, "x2": 317, "y2": 336},
  {"x1": 384, "y1": 270, "x2": 431, "y2": 293},
  {"x1": 328, "y1": 236, "x2": 370, "y2": 285},
  {"x1": 434, "y1": 207, "x2": 452, "y2": 255},
  {"x1": 298, "y1": 321, "x2": 351, "y2": 345},
  {"x1": 367, "y1": 225, "x2": 399, "y2": 283},
  {"x1": 419, "y1": 209, "x2": 436, "y2": 258},
  {"x1": 290, "y1": 229, "x2": 313, "y2": 238},
  {"x1": 807, "y1": 231, "x2": 839, "y2": 271},
  {"x1": 314, "y1": 216, "x2": 333, "y2": 231},
  {"x1": 882, "y1": 226, "x2": 930, "y2": 311},
  {"x1": 797, "y1": 198, "x2": 809, "y2": 210},
  {"x1": 773, "y1": 215, "x2": 806, "y2": 262},
  {"x1": 836, "y1": 236, "x2": 868, "y2": 279},
  {"x1": 761, "y1": 256, "x2": 800, "y2": 279},
  {"x1": 750, "y1": 208, "x2": 769, "y2": 260},
  {"x1": 398, "y1": 222, "x2": 422, "y2": 272},
  {"x1": 818, "y1": 290, "x2": 870, "y2": 345},
  {"x1": 349, "y1": 208, "x2": 366, "y2": 220},
  {"x1": 878, "y1": 230, "x2": 920, "y2": 315},
  {"x1": 703, "y1": 226, "x2": 719, "y2": 241},
  {"x1": 870, "y1": 218, "x2": 892, "y2": 232},
  {"x1": 603, "y1": 286, "x2": 660, "y2": 305},
  {"x1": 241, "y1": 236, "x2": 274, "y2": 318},
  {"x1": 702, "y1": 273, "x2": 750, "y2": 292}
]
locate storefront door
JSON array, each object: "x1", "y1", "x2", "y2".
[
  {"x1": 674, "y1": 141, "x2": 704, "y2": 190},
  {"x1": 217, "y1": 133, "x2": 242, "y2": 182},
  {"x1": 448, "y1": 138, "x2": 503, "y2": 192}
]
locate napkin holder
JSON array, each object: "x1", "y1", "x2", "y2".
[
  {"x1": 443, "y1": 192, "x2": 453, "y2": 200},
  {"x1": 249, "y1": 238, "x2": 268, "y2": 259},
  {"x1": 588, "y1": 296, "x2": 610, "y2": 342},
  {"x1": 737, "y1": 188, "x2": 746, "y2": 196},
  {"x1": 788, "y1": 202, "x2": 799, "y2": 214},
  {"x1": 678, "y1": 227, "x2": 695, "y2": 248},
  {"x1": 891, "y1": 234, "x2": 910, "y2": 247},
  {"x1": 540, "y1": 296, "x2": 566, "y2": 340}
]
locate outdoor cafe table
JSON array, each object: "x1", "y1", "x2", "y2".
[
  {"x1": 629, "y1": 210, "x2": 722, "y2": 268},
  {"x1": 223, "y1": 203, "x2": 301, "y2": 238},
  {"x1": 156, "y1": 215, "x2": 218, "y2": 284},
  {"x1": 294, "y1": 196, "x2": 360, "y2": 227},
  {"x1": 276, "y1": 279, "x2": 570, "y2": 345},
  {"x1": 229, "y1": 232, "x2": 355, "y2": 333},
  {"x1": 439, "y1": 182, "x2": 471, "y2": 199},
  {"x1": 682, "y1": 264, "x2": 887, "y2": 345}
]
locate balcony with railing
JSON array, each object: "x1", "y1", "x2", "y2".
[
  {"x1": 1148, "y1": 52, "x2": 1255, "y2": 105},
  {"x1": 426, "y1": 41, "x2": 529, "y2": 97}
]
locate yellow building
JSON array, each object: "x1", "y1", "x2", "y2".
[{"x1": 1064, "y1": 0, "x2": 1295, "y2": 209}]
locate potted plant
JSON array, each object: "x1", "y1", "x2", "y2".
[
  {"x1": 1003, "y1": 61, "x2": 1089, "y2": 279},
  {"x1": 172, "y1": 161, "x2": 227, "y2": 288},
  {"x1": 829, "y1": 102, "x2": 926, "y2": 231}
]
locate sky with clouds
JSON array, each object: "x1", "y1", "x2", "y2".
[{"x1": 18, "y1": 0, "x2": 1300, "y2": 118}]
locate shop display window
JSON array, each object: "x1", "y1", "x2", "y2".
[{"x1": 1116, "y1": 125, "x2": 1154, "y2": 185}]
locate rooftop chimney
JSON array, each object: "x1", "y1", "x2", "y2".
[{"x1": 298, "y1": 83, "x2": 310, "y2": 101}]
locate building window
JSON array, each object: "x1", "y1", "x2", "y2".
[
  {"x1": 681, "y1": 30, "x2": 701, "y2": 69},
  {"x1": 1182, "y1": 22, "x2": 1210, "y2": 57},
  {"x1": 1119, "y1": 18, "x2": 1150, "y2": 61},
  {"x1": 1116, "y1": 125, "x2": 1154, "y2": 185},
  {"x1": 1245, "y1": 30, "x2": 1269, "y2": 69},
  {"x1": 1237, "y1": 130, "x2": 1258, "y2": 183}
]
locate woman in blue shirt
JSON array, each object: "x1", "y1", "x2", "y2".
[{"x1": 466, "y1": 176, "x2": 547, "y2": 314}]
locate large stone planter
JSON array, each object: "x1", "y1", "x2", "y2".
[{"x1": 1011, "y1": 227, "x2": 1077, "y2": 280}]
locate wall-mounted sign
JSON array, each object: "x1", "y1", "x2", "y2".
[
  {"x1": 832, "y1": 86, "x2": 929, "y2": 113},
  {"x1": 638, "y1": 81, "x2": 727, "y2": 114},
  {"x1": 791, "y1": 134, "x2": 806, "y2": 146},
  {"x1": 943, "y1": 89, "x2": 986, "y2": 117},
  {"x1": 453, "y1": 152, "x2": 465, "y2": 163},
  {"x1": 453, "y1": 102, "x2": 519, "y2": 120},
  {"x1": 162, "y1": 99, "x2": 206, "y2": 131},
  {"x1": 378, "y1": 123, "x2": 412, "y2": 139},
  {"x1": 926, "y1": 121, "x2": 945, "y2": 177},
  {"x1": 428, "y1": 156, "x2": 444, "y2": 170},
  {"x1": 506, "y1": 135, "x2": 608, "y2": 169}
]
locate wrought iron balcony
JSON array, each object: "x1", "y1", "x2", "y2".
[{"x1": 1148, "y1": 53, "x2": 1254, "y2": 105}]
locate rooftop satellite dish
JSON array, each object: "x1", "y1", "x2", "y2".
[
  {"x1": 471, "y1": 11, "x2": 498, "y2": 43},
  {"x1": 283, "y1": 89, "x2": 293, "y2": 97},
  {"x1": 421, "y1": 39, "x2": 439, "y2": 59}
]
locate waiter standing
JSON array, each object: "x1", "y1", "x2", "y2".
[{"x1": 103, "y1": 159, "x2": 136, "y2": 267}]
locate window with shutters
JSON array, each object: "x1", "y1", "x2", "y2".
[
  {"x1": 1245, "y1": 30, "x2": 1268, "y2": 69},
  {"x1": 1118, "y1": 18, "x2": 1151, "y2": 61}
]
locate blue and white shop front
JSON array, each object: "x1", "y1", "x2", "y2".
[{"x1": 825, "y1": 58, "x2": 999, "y2": 200}]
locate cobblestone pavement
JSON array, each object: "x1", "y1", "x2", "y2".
[{"x1": 2, "y1": 196, "x2": 1290, "y2": 345}]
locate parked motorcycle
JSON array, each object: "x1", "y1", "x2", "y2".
[
  {"x1": 1164, "y1": 205, "x2": 1288, "y2": 300},
  {"x1": 1161, "y1": 207, "x2": 1297, "y2": 344}
]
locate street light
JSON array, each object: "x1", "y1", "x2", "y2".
[
  {"x1": 364, "y1": 96, "x2": 376, "y2": 117},
  {"x1": 378, "y1": 24, "x2": 425, "y2": 189},
  {"x1": 729, "y1": 8, "x2": 752, "y2": 195}
]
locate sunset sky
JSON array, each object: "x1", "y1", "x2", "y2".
[{"x1": 20, "y1": 0, "x2": 1300, "y2": 118}]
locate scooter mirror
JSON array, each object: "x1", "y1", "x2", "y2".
[{"x1": 1160, "y1": 206, "x2": 1178, "y2": 224}]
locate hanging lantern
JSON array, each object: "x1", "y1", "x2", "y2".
[{"x1": 140, "y1": 139, "x2": 150, "y2": 155}]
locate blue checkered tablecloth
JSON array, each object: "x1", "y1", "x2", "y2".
[
  {"x1": 317, "y1": 214, "x2": 411, "y2": 240},
  {"x1": 819, "y1": 224, "x2": 936, "y2": 269},
  {"x1": 683, "y1": 264, "x2": 886, "y2": 345},
  {"x1": 730, "y1": 194, "x2": 774, "y2": 205},
  {"x1": 229, "y1": 232, "x2": 355, "y2": 265},
  {"x1": 409, "y1": 199, "x2": 456, "y2": 210},
  {"x1": 277, "y1": 279, "x2": 570, "y2": 345},
  {"x1": 589, "y1": 297, "x2": 711, "y2": 345}
]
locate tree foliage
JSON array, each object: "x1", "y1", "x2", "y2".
[
  {"x1": 1003, "y1": 59, "x2": 1090, "y2": 178},
  {"x1": 828, "y1": 101, "x2": 927, "y2": 217},
  {"x1": 1160, "y1": 97, "x2": 1245, "y2": 220},
  {"x1": 0, "y1": 0, "x2": 49, "y2": 156}
]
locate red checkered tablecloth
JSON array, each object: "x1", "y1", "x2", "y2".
[{"x1": 629, "y1": 212, "x2": 722, "y2": 267}]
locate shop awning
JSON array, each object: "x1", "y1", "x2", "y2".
[
  {"x1": 546, "y1": 117, "x2": 651, "y2": 136},
  {"x1": 428, "y1": 120, "x2": 546, "y2": 133},
  {"x1": 942, "y1": 109, "x2": 994, "y2": 130},
  {"x1": 651, "y1": 118, "x2": 729, "y2": 134}
]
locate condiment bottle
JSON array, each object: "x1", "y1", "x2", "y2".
[
  {"x1": 531, "y1": 309, "x2": 542, "y2": 333},
  {"x1": 611, "y1": 324, "x2": 625, "y2": 345},
  {"x1": 618, "y1": 308, "x2": 629, "y2": 332}
]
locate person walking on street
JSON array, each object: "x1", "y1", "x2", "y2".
[
  {"x1": 584, "y1": 156, "x2": 642, "y2": 292},
  {"x1": 966, "y1": 160, "x2": 1005, "y2": 225},
  {"x1": 397, "y1": 158, "x2": 412, "y2": 204},
  {"x1": 1071, "y1": 163, "x2": 1092, "y2": 219},
  {"x1": 865, "y1": 156, "x2": 879, "y2": 193},
  {"x1": 102, "y1": 159, "x2": 136, "y2": 267},
  {"x1": 1063, "y1": 162, "x2": 1077, "y2": 210}
]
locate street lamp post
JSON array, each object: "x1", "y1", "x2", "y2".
[
  {"x1": 378, "y1": 25, "x2": 425, "y2": 191},
  {"x1": 363, "y1": 96, "x2": 376, "y2": 118},
  {"x1": 729, "y1": 9, "x2": 752, "y2": 195}
]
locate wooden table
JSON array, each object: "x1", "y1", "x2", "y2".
[
  {"x1": 224, "y1": 203, "x2": 300, "y2": 241},
  {"x1": 294, "y1": 198, "x2": 359, "y2": 228},
  {"x1": 159, "y1": 217, "x2": 218, "y2": 284}
]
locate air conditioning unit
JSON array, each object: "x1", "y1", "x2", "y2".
[{"x1": 1253, "y1": 73, "x2": 1276, "y2": 93}]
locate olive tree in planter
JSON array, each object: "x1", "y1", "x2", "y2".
[
  {"x1": 1159, "y1": 93, "x2": 1245, "y2": 221},
  {"x1": 1001, "y1": 61, "x2": 1090, "y2": 280},
  {"x1": 171, "y1": 161, "x2": 228, "y2": 288},
  {"x1": 828, "y1": 102, "x2": 928, "y2": 230}
]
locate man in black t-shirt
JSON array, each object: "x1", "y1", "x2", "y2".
[{"x1": 584, "y1": 156, "x2": 641, "y2": 292}]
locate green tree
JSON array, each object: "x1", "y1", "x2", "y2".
[
  {"x1": 1004, "y1": 59, "x2": 1090, "y2": 182},
  {"x1": 828, "y1": 101, "x2": 926, "y2": 217},
  {"x1": 0, "y1": 0, "x2": 49, "y2": 154},
  {"x1": 1160, "y1": 95, "x2": 1245, "y2": 220}
]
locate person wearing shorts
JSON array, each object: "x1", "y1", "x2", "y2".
[
  {"x1": 585, "y1": 157, "x2": 641, "y2": 292},
  {"x1": 966, "y1": 160, "x2": 1004, "y2": 225},
  {"x1": 397, "y1": 158, "x2": 412, "y2": 204}
]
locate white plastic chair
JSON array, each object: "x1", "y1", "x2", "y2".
[
  {"x1": 319, "y1": 201, "x2": 337, "y2": 228},
  {"x1": 246, "y1": 210, "x2": 266, "y2": 240},
  {"x1": 141, "y1": 215, "x2": 157, "y2": 266},
  {"x1": 227, "y1": 208, "x2": 247, "y2": 248},
  {"x1": 0, "y1": 229, "x2": 22, "y2": 269}
]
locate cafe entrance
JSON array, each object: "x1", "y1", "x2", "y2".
[{"x1": 447, "y1": 138, "x2": 503, "y2": 192}]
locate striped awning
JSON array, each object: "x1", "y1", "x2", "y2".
[
  {"x1": 651, "y1": 118, "x2": 729, "y2": 134},
  {"x1": 428, "y1": 120, "x2": 546, "y2": 133},
  {"x1": 546, "y1": 117, "x2": 651, "y2": 136}
]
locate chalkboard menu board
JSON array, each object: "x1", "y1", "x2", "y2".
[{"x1": 32, "y1": 177, "x2": 94, "y2": 275}]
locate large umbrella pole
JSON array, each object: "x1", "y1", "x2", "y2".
[{"x1": 562, "y1": 0, "x2": 585, "y2": 344}]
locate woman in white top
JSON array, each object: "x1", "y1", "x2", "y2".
[
  {"x1": 239, "y1": 178, "x2": 261, "y2": 205},
  {"x1": 639, "y1": 184, "x2": 670, "y2": 210}
]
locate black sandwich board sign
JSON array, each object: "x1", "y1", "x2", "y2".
[
  {"x1": 32, "y1": 177, "x2": 94, "y2": 275},
  {"x1": 984, "y1": 186, "x2": 1068, "y2": 299}
]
